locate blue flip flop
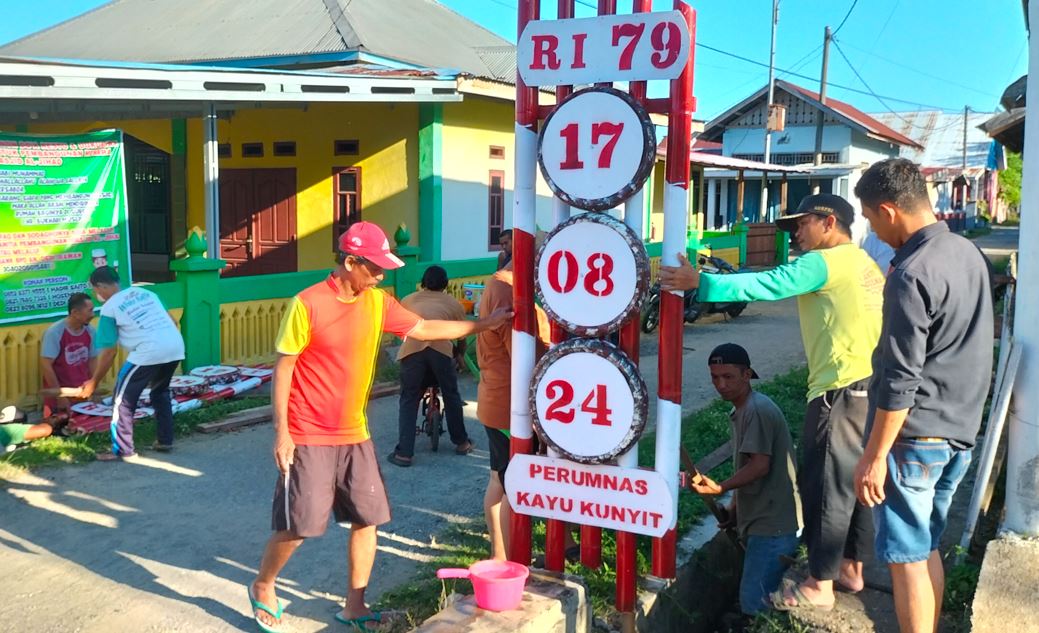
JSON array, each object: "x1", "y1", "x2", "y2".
[
  {"x1": 247, "y1": 587, "x2": 285, "y2": 633},
  {"x1": 334, "y1": 610, "x2": 385, "y2": 631}
]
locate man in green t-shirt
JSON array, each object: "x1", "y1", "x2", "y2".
[
  {"x1": 0, "y1": 406, "x2": 65, "y2": 451},
  {"x1": 663, "y1": 194, "x2": 885, "y2": 609},
  {"x1": 691, "y1": 344, "x2": 802, "y2": 616}
]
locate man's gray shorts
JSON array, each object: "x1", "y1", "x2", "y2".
[{"x1": 271, "y1": 440, "x2": 391, "y2": 538}]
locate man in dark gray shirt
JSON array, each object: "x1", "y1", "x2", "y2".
[
  {"x1": 852, "y1": 158, "x2": 993, "y2": 633},
  {"x1": 690, "y1": 343, "x2": 802, "y2": 616}
]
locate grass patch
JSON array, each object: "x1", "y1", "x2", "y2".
[
  {"x1": 375, "y1": 366, "x2": 810, "y2": 625},
  {"x1": 964, "y1": 227, "x2": 992, "y2": 239},
  {"x1": 0, "y1": 395, "x2": 270, "y2": 474}
]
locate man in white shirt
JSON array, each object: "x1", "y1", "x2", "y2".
[{"x1": 79, "y1": 266, "x2": 185, "y2": 460}]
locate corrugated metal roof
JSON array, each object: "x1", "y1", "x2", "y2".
[
  {"x1": 657, "y1": 137, "x2": 806, "y2": 172},
  {"x1": 0, "y1": 0, "x2": 514, "y2": 79},
  {"x1": 870, "y1": 110, "x2": 995, "y2": 169}
]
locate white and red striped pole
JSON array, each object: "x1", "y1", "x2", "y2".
[
  {"x1": 543, "y1": 0, "x2": 577, "y2": 575},
  {"x1": 615, "y1": 0, "x2": 653, "y2": 614},
  {"x1": 651, "y1": 0, "x2": 696, "y2": 579},
  {"x1": 509, "y1": 0, "x2": 541, "y2": 567}
]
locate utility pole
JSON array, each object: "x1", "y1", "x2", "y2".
[
  {"x1": 962, "y1": 105, "x2": 969, "y2": 169},
  {"x1": 812, "y1": 25, "x2": 832, "y2": 194},
  {"x1": 760, "y1": 0, "x2": 779, "y2": 221},
  {"x1": 962, "y1": 105, "x2": 970, "y2": 209}
]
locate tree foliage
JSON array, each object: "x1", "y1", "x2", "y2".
[{"x1": 999, "y1": 150, "x2": 1022, "y2": 210}]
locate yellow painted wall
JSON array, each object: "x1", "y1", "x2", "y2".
[
  {"x1": 186, "y1": 103, "x2": 419, "y2": 271},
  {"x1": 440, "y1": 95, "x2": 556, "y2": 260},
  {"x1": 16, "y1": 103, "x2": 419, "y2": 275},
  {"x1": 19, "y1": 119, "x2": 173, "y2": 154}
]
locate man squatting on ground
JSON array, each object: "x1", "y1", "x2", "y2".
[
  {"x1": 660, "y1": 193, "x2": 885, "y2": 610},
  {"x1": 79, "y1": 266, "x2": 186, "y2": 460},
  {"x1": 690, "y1": 344, "x2": 802, "y2": 616},
  {"x1": 40, "y1": 291, "x2": 97, "y2": 416},
  {"x1": 248, "y1": 222, "x2": 510, "y2": 633},
  {"x1": 853, "y1": 158, "x2": 993, "y2": 633},
  {"x1": 389, "y1": 264, "x2": 475, "y2": 467}
]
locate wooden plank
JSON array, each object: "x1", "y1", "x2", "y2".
[
  {"x1": 695, "y1": 439, "x2": 733, "y2": 474},
  {"x1": 370, "y1": 382, "x2": 401, "y2": 400},
  {"x1": 197, "y1": 405, "x2": 272, "y2": 433}
]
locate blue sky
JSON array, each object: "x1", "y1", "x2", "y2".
[{"x1": 0, "y1": 0, "x2": 1028, "y2": 120}]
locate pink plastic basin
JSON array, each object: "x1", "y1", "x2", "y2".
[{"x1": 436, "y1": 559, "x2": 530, "y2": 611}]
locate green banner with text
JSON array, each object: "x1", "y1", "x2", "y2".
[{"x1": 0, "y1": 129, "x2": 130, "y2": 324}]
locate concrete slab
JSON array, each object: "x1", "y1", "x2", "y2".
[
  {"x1": 415, "y1": 570, "x2": 589, "y2": 633},
  {"x1": 972, "y1": 534, "x2": 1039, "y2": 633}
]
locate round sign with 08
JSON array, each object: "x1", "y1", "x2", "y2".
[
  {"x1": 538, "y1": 87, "x2": 656, "y2": 211},
  {"x1": 531, "y1": 338, "x2": 648, "y2": 464},
  {"x1": 536, "y1": 213, "x2": 649, "y2": 337}
]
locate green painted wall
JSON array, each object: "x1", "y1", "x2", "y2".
[{"x1": 418, "y1": 103, "x2": 443, "y2": 261}]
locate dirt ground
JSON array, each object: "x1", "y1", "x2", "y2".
[{"x1": 0, "y1": 298, "x2": 804, "y2": 633}]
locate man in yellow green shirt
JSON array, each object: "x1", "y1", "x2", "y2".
[{"x1": 660, "y1": 194, "x2": 884, "y2": 611}]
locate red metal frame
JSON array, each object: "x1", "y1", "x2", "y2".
[
  {"x1": 512, "y1": 0, "x2": 697, "y2": 603},
  {"x1": 509, "y1": 0, "x2": 541, "y2": 568},
  {"x1": 651, "y1": 0, "x2": 696, "y2": 580}
]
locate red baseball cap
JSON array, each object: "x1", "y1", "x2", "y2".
[{"x1": 338, "y1": 222, "x2": 405, "y2": 270}]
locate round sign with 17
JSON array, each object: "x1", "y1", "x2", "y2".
[{"x1": 537, "y1": 87, "x2": 656, "y2": 211}]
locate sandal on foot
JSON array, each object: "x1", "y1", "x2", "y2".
[
  {"x1": 386, "y1": 452, "x2": 412, "y2": 467},
  {"x1": 247, "y1": 587, "x2": 285, "y2": 633},
  {"x1": 770, "y1": 579, "x2": 835, "y2": 612},
  {"x1": 151, "y1": 441, "x2": 173, "y2": 453},
  {"x1": 335, "y1": 610, "x2": 400, "y2": 631},
  {"x1": 455, "y1": 439, "x2": 475, "y2": 455}
]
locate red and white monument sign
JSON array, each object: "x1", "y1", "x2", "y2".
[
  {"x1": 538, "y1": 87, "x2": 655, "y2": 211},
  {"x1": 505, "y1": 454, "x2": 675, "y2": 538},
  {"x1": 530, "y1": 338, "x2": 647, "y2": 464},
  {"x1": 518, "y1": 11, "x2": 691, "y2": 86},
  {"x1": 535, "y1": 213, "x2": 650, "y2": 337}
]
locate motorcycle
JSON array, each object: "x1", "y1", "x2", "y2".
[{"x1": 640, "y1": 252, "x2": 748, "y2": 334}]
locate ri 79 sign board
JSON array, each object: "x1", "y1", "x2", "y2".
[{"x1": 518, "y1": 11, "x2": 690, "y2": 86}]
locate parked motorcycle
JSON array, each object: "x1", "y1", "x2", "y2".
[{"x1": 640, "y1": 253, "x2": 748, "y2": 334}]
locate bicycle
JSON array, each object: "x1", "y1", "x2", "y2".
[{"x1": 418, "y1": 379, "x2": 444, "y2": 452}]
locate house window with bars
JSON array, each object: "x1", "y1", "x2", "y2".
[
  {"x1": 332, "y1": 167, "x2": 361, "y2": 250},
  {"x1": 488, "y1": 170, "x2": 505, "y2": 249},
  {"x1": 732, "y1": 151, "x2": 839, "y2": 165}
]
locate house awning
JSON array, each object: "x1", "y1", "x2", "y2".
[
  {"x1": 0, "y1": 56, "x2": 461, "y2": 124},
  {"x1": 656, "y1": 138, "x2": 807, "y2": 173}
]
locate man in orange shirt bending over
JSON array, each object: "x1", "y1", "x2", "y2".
[{"x1": 248, "y1": 222, "x2": 510, "y2": 633}]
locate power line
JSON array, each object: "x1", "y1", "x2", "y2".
[
  {"x1": 831, "y1": 0, "x2": 859, "y2": 36},
  {"x1": 830, "y1": 39, "x2": 962, "y2": 131},
  {"x1": 837, "y1": 40, "x2": 1001, "y2": 99},
  {"x1": 697, "y1": 41, "x2": 958, "y2": 110}
]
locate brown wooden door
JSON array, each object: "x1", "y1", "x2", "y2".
[
  {"x1": 745, "y1": 223, "x2": 778, "y2": 267},
  {"x1": 219, "y1": 168, "x2": 297, "y2": 277}
]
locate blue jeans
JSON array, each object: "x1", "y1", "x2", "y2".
[
  {"x1": 874, "y1": 439, "x2": 972, "y2": 564},
  {"x1": 741, "y1": 532, "x2": 799, "y2": 615}
]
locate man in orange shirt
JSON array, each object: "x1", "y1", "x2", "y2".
[
  {"x1": 248, "y1": 222, "x2": 510, "y2": 633},
  {"x1": 477, "y1": 263, "x2": 551, "y2": 561}
]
